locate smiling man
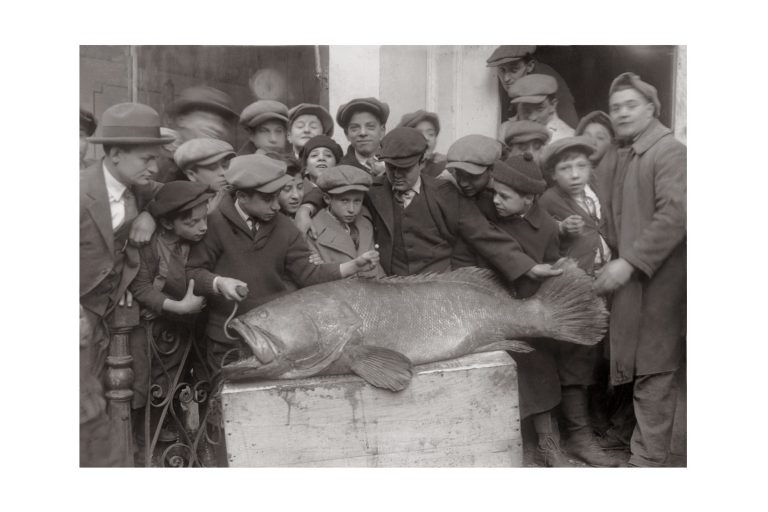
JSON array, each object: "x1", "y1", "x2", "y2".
[{"x1": 336, "y1": 97, "x2": 389, "y2": 176}]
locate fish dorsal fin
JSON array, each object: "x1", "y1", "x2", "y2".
[{"x1": 374, "y1": 267, "x2": 510, "y2": 298}]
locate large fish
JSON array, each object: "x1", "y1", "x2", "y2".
[{"x1": 223, "y1": 259, "x2": 608, "y2": 391}]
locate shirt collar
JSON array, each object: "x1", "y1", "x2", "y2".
[
  {"x1": 102, "y1": 162, "x2": 127, "y2": 202},
  {"x1": 234, "y1": 199, "x2": 252, "y2": 224}
]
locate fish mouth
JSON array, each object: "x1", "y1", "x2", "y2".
[{"x1": 225, "y1": 318, "x2": 279, "y2": 366}]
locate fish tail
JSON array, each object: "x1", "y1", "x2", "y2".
[{"x1": 531, "y1": 259, "x2": 609, "y2": 345}]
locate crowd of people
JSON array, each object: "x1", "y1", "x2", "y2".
[{"x1": 79, "y1": 45, "x2": 686, "y2": 468}]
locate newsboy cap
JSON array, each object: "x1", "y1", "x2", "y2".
[
  {"x1": 493, "y1": 154, "x2": 547, "y2": 195},
  {"x1": 397, "y1": 110, "x2": 440, "y2": 135},
  {"x1": 147, "y1": 181, "x2": 214, "y2": 219},
  {"x1": 300, "y1": 135, "x2": 344, "y2": 165},
  {"x1": 174, "y1": 138, "x2": 236, "y2": 171},
  {"x1": 336, "y1": 97, "x2": 390, "y2": 129},
  {"x1": 446, "y1": 135, "x2": 502, "y2": 175},
  {"x1": 87, "y1": 103, "x2": 176, "y2": 145},
  {"x1": 317, "y1": 165, "x2": 373, "y2": 194},
  {"x1": 575, "y1": 110, "x2": 615, "y2": 139},
  {"x1": 541, "y1": 136, "x2": 596, "y2": 172},
  {"x1": 609, "y1": 72, "x2": 661, "y2": 117},
  {"x1": 486, "y1": 46, "x2": 537, "y2": 67},
  {"x1": 169, "y1": 86, "x2": 238, "y2": 121},
  {"x1": 80, "y1": 108, "x2": 97, "y2": 136},
  {"x1": 501, "y1": 120, "x2": 551, "y2": 146},
  {"x1": 508, "y1": 74, "x2": 558, "y2": 104},
  {"x1": 225, "y1": 154, "x2": 291, "y2": 193},
  {"x1": 288, "y1": 103, "x2": 334, "y2": 136},
  {"x1": 240, "y1": 100, "x2": 290, "y2": 130},
  {"x1": 378, "y1": 127, "x2": 428, "y2": 168}
]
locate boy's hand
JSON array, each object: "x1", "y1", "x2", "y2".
[
  {"x1": 170, "y1": 279, "x2": 206, "y2": 314},
  {"x1": 308, "y1": 252, "x2": 324, "y2": 265},
  {"x1": 355, "y1": 250, "x2": 380, "y2": 272},
  {"x1": 525, "y1": 263, "x2": 564, "y2": 281},
  {"x1": 118, "y1": 290, "x2": 133, "y2": 308},
  {"x1": 593, "y1": 258, "x2": 634, "y2": 295},
  {"x1": 559, "y1": 215, "x2": 584, "y2": 237},
  {"x1": 129, "y1": 211, "x2": 156, "y2": 246},
  {"x1": 295, "y1": 205, "x2": 318, "y2": 239},
  {"x1": 216, "y1": 277, "x2": 249, "y2": 302}
]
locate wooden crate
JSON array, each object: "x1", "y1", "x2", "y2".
[{"x1": 221, "y1": 351, "x2": 521, "y2": 467}]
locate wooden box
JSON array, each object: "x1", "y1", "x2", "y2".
[{"x1": 221, "y1": 351, "x2": 521, "y2": 467}]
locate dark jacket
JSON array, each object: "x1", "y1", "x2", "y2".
[{"x1": 129, "y1": 233, "x2": 190, "y2": 316}]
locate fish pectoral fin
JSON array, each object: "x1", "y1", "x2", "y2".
[
  {"x1": 346, "y1": 346, "x2": 413, "y2": 392},
  {"x1": 478, "y1": 339, "x2": 536, "y2": 354}
]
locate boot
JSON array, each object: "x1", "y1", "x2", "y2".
[
  {"x1": 561, "y1": 386, "x2": 620, "y2": 467},
  {"x1": 532, "y1": 412, "x2": 575, "y2": 467}
]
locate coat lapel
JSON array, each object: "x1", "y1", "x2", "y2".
[
  {"x1": 82, "y1": 161, "x2": 115, "y2": 255},
  {"x1": 314, "y1": 211, "x2": 358, "y2": 259},
  {"x1": 219, "y1": 195, "x2": 255, "y2": 238},
  {"x1": 367, "y1": 178, "x2": 394, "y2": 237}
]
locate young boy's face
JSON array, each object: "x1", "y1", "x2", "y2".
[
  {"x1": 583, "y1": 122, "x2": 612, "y2": 162},
  {"x1": 497, "y1": 60, "x2": 533, "y2": 96},
  {"x1": 517, "y1": 98, "x2": 557, "y2": 126},
  {"x1": 237, "y1": 189, "x2": 281, "y2": 223},
  {"x1": 552, "y1": 152, "x2": 592, "y2": 197},
  {"x1": 185, "y1": 157, "x2": 231, "y2": 191},
  {"x1": 250, "y1": 120, "x2": 287, "y2": 152},
  {"x1": 509, "y1": 139, "x2": 546, "y2": 165},
  {"x1": 492, "y1": 181, "x2": 531, "y2": 217},
  {"x1": 414, "y1": 120, "x2": 438, "y2": 159},
  {"x1": 289, "y1": 114, "x2": 324, "y2": 151},
  {"x1": 325, "y1": 190, "x2": 365, "y2": 225},
  {"x1": 169, "y1": 203, "x2": 209, "y2": 242},
  {"x1": 346, "y1": 111, "x2": 385, "y2": 158},
  {"x1": 453, "y1": 168, "x2": 491, "y2": 198},
  {"x1": 278, "y1": 175, "x2": 304, "y2": 215},
  {"x1": 306, "y1": 147, "x2": 337, "y2": 182}
]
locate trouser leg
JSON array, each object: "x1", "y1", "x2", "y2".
[
  {"x1": 629, "y1": 371, "x2": 678, "y2": 467},
  {"x1": 560, "y1": 385, "x2": 619, "y2": 467}
]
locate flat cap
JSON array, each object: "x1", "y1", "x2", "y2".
[
  {"x1": 169, "y1": 86, "x2": 238, "y2": 121},
  {"x1": 508, "y1": 74, "x2": 558, "y2": 104},
  {"x1": 336, "y1": 97, "x2": 390, "y2": 129},
  {"x1": 378, "y1": 127, "x2": 428, "y2": 168},
  {"x1": 174, "y1": 138, "x2": 236, "y2": 171},
  {"x1": 446, "y1": 134, "x2": 502, "y2": 175},
  {"x1": 541, "y1": 136, "x2": 596, "y2": 172},
  {"x1": 486, "y1": 45, "x2": 536, "y2": 67},
  {"x1": 80, "y1": 108, "x2": 97, "y2": 136},
  {"x1": 224, "y1": 154, "x2": 292, "y2": 193},
  {"x1": 609, "y1": 72, "x2": 661, "y2": 117},
  {"x1": 493, "y1": 154, "x2": 547, "y2": 195},
  {"x1": 240, "y1": 100, "x2": 290, "y2": 130},
  {"x1": 501, "y1": 120, "x2": 551, "y2": 145},
  {"x1": 397, "y1": 110, "x2": 440, "y2": 135},
  {"x1": 288, "y1": 103, "x2": 334, "y2": 136},
  {"x1": 575, "y1": 110, "x2": 615, "y2": 139},
  {"x1": 317, "y1": 165, "x2": 373, "y2": 194},
  {"x1": 300, "y1": 135, "x2": 344, "y2": 165},
  {"x1": 147, "y1": 181, "x2": 214, "y2": 219},
  {"x1": 87, "y1": 103, "x2": 175, "y2": 145}
]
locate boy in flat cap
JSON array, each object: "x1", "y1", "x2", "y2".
[
  {"x1": 593, "y1": 72, "x2": 686, "y2": 467},
  {"x1": 174, "y1": 137, "x2": 236, "y2": 212},
  {"x1": 500, "y1": 119, "x2": 551, "y2": 167},
  {"x1": 508, "y1": 74, "x2": 574, "y2": 143},
  {"x1": 397, "y1": 110, "x2": 446, "y2": 178},
  {"x1": 336, "y1": 97, "x2": 389, "y2": 176},
  {"x1": 238, "y1": 100, "x2": 291, "y2": 156},
  {"x1": 308, "y1": 165, "x2": 384, "y2": 278},
  {"x1": 80, "y1": 107, "x2": 98, "y2": 171},
  {"x1": 486, "y1": 45, "x2": 578, "y2": 129},
  {"x1": 287, "y1": 103, "x2": 335, "y2": 160},
  {"x1": 170, "y1": 86, "x2": 238, "y2": 143},
  {"x1": 575, "y1": 111, "x2": 615, "y2": 168}
]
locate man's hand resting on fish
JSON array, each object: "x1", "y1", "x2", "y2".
[
  {"x1": 593, "y1": 258, "x2": 634, "y2": 295},
  {"x1": 339, "y1": 250, "x2": 380, "y2": 277},
  {"x1": 129, "y1": 211, "x2": 156, "y2": 246},
  {"x1": 525, "y1": 263, "x2": 564, "y2": 280},
  {"x1": 216, "y1": 277, "x2": 249, "y2": 302}
]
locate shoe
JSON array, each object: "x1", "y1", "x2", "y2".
[
  {"x1": 534, "y1": 435, "x2": 575, "y2": 467},
  {"x1": 568, "y1": 430, "x2": 620, "y2": 467},
  {"x1": 597, "y1": 428, "x2": 630, "y2": 450}
]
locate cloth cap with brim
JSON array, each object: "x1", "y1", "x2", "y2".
[
  {"x1": 446, "y1": 134, "x2": 501, "y2": 175},
  {"x1": 486, "y1": 45, "x2": 537, "y2": 67},
  {"x1": 147, "y1": 181, "x2": 214, "y2": 219},
  {"x1": 288, "y1": 103, "x2": 334, "y2": 137},
  {"x1": 541, "y1": 136, "x2": 596, "y2": 172},
  {"x1": 378, "y1": 127, "x2": 428, "y2": 168},
  {"x1": 493, "y1": 154, "x2": 547, "y2": 195},
  {"x1": 174, "y1": 138, "x2": 236, "y2": 171},
  {"x1": 336, "y1": 98, "x2": 390, "y2": 129},
  {"x1": 317, "y1": 165, "x2": 373, "y2": 194},
  {"x1": 169, "y1": 86, "x2": 239, "y2": 121},
  {"x1": 240, "y1": 100, "x2": 290, "y2": 130},
  {"x1": 87, "y1": 103, "x2": 176, "y2": 145},
  {"x1": 609, "y1": 72, "x2": 661, "y2": 117},
  {"x1": 397, "y1": 110, "x2": 440, "y2": 135},
  {"x1": 575, "y1": 111, "x2": 615, "y2": 139},
  {"x1": 509, "y1": 74, "x2": 558, "y2": 104},
  {"x1": 501, "y1": 120, "x2": 551, "y2": 145},
  {"x1": 225, "y1": 154, "x2": 291, "y2": 193},
  {"x1": 300, "y1": 135, "x2": 344, "y2": 165},
  {"x1": 80, "y1": 108, "x2": 97, "y2": 136}
]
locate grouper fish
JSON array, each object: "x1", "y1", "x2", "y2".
[{"x1": 222, "y1": 259, "x2": 608, "y2": 391}]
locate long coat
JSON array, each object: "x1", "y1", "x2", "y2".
[{"x1": 596, "y1": 118, "x2": 686, "y2": 385}]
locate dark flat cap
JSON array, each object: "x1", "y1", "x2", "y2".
[
  {"x1": 486, "y1": 45, "x2": 536, "y2": 67},
  {"x1": 169, "y1": 86, "x2": 238, "y2": 121},
  {"x1": 225, "y1": 154, "x2": 291, "y2": 193},
  {"x1": 446, "y1": 135, "x2": 501, "y2": 175},
  {"x1": 288, "y1": 103, "x2": 334, "y2": 136},
  {"x1": 397, "y1": 110, "x2": 440, "y2": 135},
  {"x1": 147, "y1": 181, "x2": 214, "y2": 218},
  {"x1": 494, "y1": 154, "x2": 546, "y2": 195},
  {"x1": 509, "y1": 74, "x2": 558, "y2": 104},
  {"x1": 240, "y1": 100, "x2": 290, "y2": 130},
  {"x1": 300, "y1": 135, "x2": 344, "y2": 166},
  {"x1": 87, "y1": 103, "x2": 176, "y2": 145},
  {"x1": 501, "y1": 120, "x2": 551, "y2": 145},
  {"x1": 378, "y1": 127, "x2": 428, "y2": 168},
  {"x1": 317, "y1": 165, "x2": 372, "y2": 194},
  {"x1": 80, "y1": 108, "x2": 97, "y2": 136},
  {"x1": 174, "y1": 138, "x2": 236, "y2": 171},
  {"x1": 336, "y1": 97, "x2": 390, "y2": 129},
  {"x1": 575, "y1": 111, "x2": 615, "y2": 139},
  {"x1": 609, "y1": 72, "x2": 661, "y2": 117},
  {"x1": 541, "y1": 136, "x2": 596, "y2": 172}
]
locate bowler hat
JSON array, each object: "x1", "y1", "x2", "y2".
[
  {"x1": 80, "y1": 108, "x2": 97, "y2": 136},
  {"x1": 501, "y1": 120, "x2": 551, "y2": 145},
  {"x1": 609, "y1": 72, "x2": 661, "y2": 117},
  {"x1": 493, "y1": 154, "x2": 546, "y2": 195},
  {"x1": 541, "y1": 136, "x2": 596, "y2": 172},
  {"x1": 147, "y1": 181, "x2": 214, "y2": 219},
  {"x1": 240, "y1": 100, "x2": 290, "y2": 130},
  {"x1": 87, "y1": 103, "x2": 176, "y2": 145},
  {"x1": 486, "y1": 46, "x2": 537, "y2": 67},
  {"x1": 575, "y1": 111, "x2": 615, "y2": 139},
  {"x1": 288, "y1": 103, "x2": 334, "y2": 136},
  {"x1": 509, "y1": 74, "x2": 558, "y2": 104},
  {"x1": 169, "y1": 86, "x2": 238, "y2": 121},
  {"x1": 336, "y1": 97, "x2": 390, "y2": 129},
  {"x1": 225, "y1": 154, "x2": 292, "y2": 194},
  {"x1": 174, "y1": 138, "x2": 236, "y2": 171},
  {"x1": 300, "y1": 135, "x2": 344, "y2": 165},
  {"x1": 317, "y1": 165, "x2": 372, "y2": 194},
  {"x1": 397, "y1": 110, "x2": 440, "y2": 135},
  {"x1": 378, "y1": 127, "x2": 428, "y2": 168},
  {"x1": 446, "y1": 135, "x2": 501, "y2": 175}
]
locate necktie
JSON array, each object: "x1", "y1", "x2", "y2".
[
  {"x1": 249, "y1": 218, "x2": 259, "y2": 236},
  {"x1": 348, "y1": 222, "x2": 360, "y2": 251},
  {"x1": 121, "y1": 188, "x2": 138, "y2": 228}
]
